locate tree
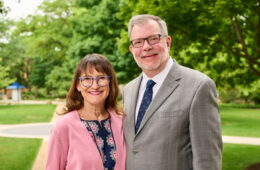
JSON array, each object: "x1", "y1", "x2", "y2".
[
  {"x1": 0, "y1": 0, "x2": 7, "y2": 14},
  {"x1": 2, "y1": 0, "x2": 259, "y2": 102},
  {"x1": 0, "y1": 0, "x2": 3, "y2": 14},
  {"x1": 66, "y1": 0, "x2": 139, "y2": 83},
  {"x1": 0, "y1": 60, "x2": 16, "y2": 88},
  {"x1": 0, "y1": 7, "x2": 17, "y2": 100},
  {"x1": 0, "y1": 1, "x2": 26, "y2": 90},
  {"x1": 46, "y1": 58, "x2": 78, "y2": 97},
  {"x1": 11, "y1": 0, "x2": 74, "y2": 95},
  {"x1": 0, "y1": 58, "x2": 16, "y2": 100},
  {"x1": 0, "y1": 64, "x2": 16, "y2": 89},
  {"x1": 0, "y1": 33, "x2": 33, "y2": 88}
]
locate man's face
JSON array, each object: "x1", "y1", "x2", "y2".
[{"x1": 129, "y1": 20, "x2": 171, "y2": 77}]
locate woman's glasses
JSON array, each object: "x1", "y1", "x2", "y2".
[{"x1": 79, "y1": 76, "x2": 110, "y2": 88}]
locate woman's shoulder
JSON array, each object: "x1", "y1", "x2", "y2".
[
  {"x1": 108, "y1": 109, "x2": 124, "y2": 121},
  {"x1": 55, "y1": 110, "x2": 78, "y2": 129}
]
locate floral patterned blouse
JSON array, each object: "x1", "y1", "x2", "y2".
[{"x1": 81, "y1": 116, "x2": 116, "y2": 170}]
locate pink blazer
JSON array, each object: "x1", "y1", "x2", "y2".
[{"x1": 46, "y1": 110, "x2": 126, "y2": 170}]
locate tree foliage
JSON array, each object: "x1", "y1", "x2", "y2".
[
  {"x1": 9, "y1": 0, "x2": 74, "y2": 93},
  {"x1": 0, "y1": 0, "x2": 259, "y2": 103},
  {"x1": 0, "y1": 18, "x2": 23, "y2": 88},
  {"x1": 67, "y1": 0, "x2": 139, "y2": 82},
  {"x1": 0, "y1": 0, "x2": 7, "y2": 15},
  {"x1": 118, "y1": 0, "x2": 260, "y2": 89},
  {"x1": 0, "y1": 59, "x2": 16, "y2": 89}
]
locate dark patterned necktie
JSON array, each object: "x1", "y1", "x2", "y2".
[{"x1": 135, "y1": 80, "x2": 156, "y2": 133}]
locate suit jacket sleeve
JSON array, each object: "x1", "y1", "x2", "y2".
[{"x1": 189, "y1": 78, "x2": 222, "y2": 170}]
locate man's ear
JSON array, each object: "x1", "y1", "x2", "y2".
[
  {"x1": 166, "y1": 36, "x2": 172, "y2": 52},
  {"x1": 129, "y1": 45, "x2": 133, "y2": 54}
]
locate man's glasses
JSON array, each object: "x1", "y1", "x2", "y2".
[
  {"x1": 130, "y1": 34, "x2": 165, "y2": 48},
  {"x1": 79, "y1": 76, "x2": 110, "y2": 88}
]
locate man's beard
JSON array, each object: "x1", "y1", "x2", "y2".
[{"x1": 134, "y1": 50, "x2": 168, "y2": 71}]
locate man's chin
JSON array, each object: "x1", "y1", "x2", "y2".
[{"x1": 142, "y1": 63, "x2": 161, "y2": 71}]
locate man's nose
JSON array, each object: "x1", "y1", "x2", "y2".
[{"x1": 142, "y1": 39, "x2": 152, "y2": 50}]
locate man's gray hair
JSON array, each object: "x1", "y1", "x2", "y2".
[{"x1": 128, "y1": 14, "x2": 168, "y2": 39}]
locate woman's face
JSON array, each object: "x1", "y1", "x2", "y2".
[{"x1": 77, "y1": 67, "x2": 110, "y2": 108}]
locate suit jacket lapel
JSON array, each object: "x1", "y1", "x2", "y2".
[
  {"x1": 126, "y1": 75, "x2": 142, "y2": 138},
  {"x1": 136, "y1": 62, "x2": 181, "y2": 135}
]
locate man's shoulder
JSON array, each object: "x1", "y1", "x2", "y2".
[
  {"x1": 177, "y1": 64, "x2": 212, "y2": 82},
  {"x1": 171, "y1": 65, "x2": 217, "y2": 93}
]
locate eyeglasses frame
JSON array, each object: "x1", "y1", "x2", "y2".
[
  {"x1": 78, "y1": 75, "x2": 111, "y2": 88},
  {"x1": 130, "y1": 34, "x2": 166, "y2": 48}
]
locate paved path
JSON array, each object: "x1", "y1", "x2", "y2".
[
  {"x1": 1, "y1": 124, "x2": 260, "y2": 145},
  {"x1": 0, "y1": 123, "x2": 55, "y2": 139},
  {"x1": 0, "y1": 99, "x2": 64, "y2": 105},
  {"x1": 0, "y1": 102, "x2": 260, "y2": 170},
  {"x1": 222, "y1": 136, "x2": 260, "y2": 145}
]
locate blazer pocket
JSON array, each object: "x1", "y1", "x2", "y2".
[{"x1": 157, "y1": 110, "x2": 182, "y2": 118}]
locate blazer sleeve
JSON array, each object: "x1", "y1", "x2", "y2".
[
  {"x1": 45, "y1": 122, "x2": 69, "y2": 170},
  {"x1": 189, "y1": 78, "x2": 223, "y2": 170}
]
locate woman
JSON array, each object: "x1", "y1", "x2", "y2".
[{"x1": 46, "y1": 54, "x2": 126, "y2": 170}]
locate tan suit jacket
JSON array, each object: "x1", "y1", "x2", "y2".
[{"x1": 122, "y1": 61, "x2": 222, "y2": 170}]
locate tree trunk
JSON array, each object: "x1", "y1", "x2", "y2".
[
  {"x1": 34, "y1": 87, "x2": 38, "y2": 98},
  {"x1": 3, "y1": 88, "x2": 8, "y2": 101}
]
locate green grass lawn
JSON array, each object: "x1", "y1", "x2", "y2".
[
  {"x1": 0, "y1": 137, "x2": 42, "y2": 170},
  {"x1": 220, "y1": 104, "x2": 260, "y2": 137},
  {"x1": 222, "y1": 143, "x2": 260, "y2": 170},
  {"x1": 0, "y1": 104, "x2": 56, "y2": 124},
  {"x1": 0, "y1": 104, "x2": 56, "y2": 170}
]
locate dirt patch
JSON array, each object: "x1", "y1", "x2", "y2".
[{"x1": 245, "y1": 163, "x2": 260, "y2": 170}]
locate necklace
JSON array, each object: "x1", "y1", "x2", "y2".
[{"x1": 79, "y1": 109, "x2": 109, "y2": 122}]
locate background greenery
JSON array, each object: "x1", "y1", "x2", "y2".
[
  {"x1": 1, "y1": 1, "x2": 260, "y2": 167},
  {"x1": 0, "y1": 0, "x2": 259, "y2": 103}
]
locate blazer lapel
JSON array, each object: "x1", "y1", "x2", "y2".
[
  {"x1": 125, "y1": 75, "x2": 142, "y2": 138},
  {"x1": 136, "y1": 62, "x2": 181, "y2": 135}
]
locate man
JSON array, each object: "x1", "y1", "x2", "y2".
[{"x1": 122, "y1": 14, "x2": 222, "y2": 170}]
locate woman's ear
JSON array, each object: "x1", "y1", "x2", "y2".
[{"x1": 76, "y1": 83, "x2": 81, "y2": 92}]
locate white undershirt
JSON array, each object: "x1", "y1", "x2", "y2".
[{"x1": 135, "y1": 58, "x2": 174, "y2": 122}]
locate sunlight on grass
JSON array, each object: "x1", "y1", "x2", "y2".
[
  {"x1": 220, "y1": 105, "x2": 260, "y2": 137},
  {"x1": 223, "y1": 143, "x2": 260, "y2": 170},
  {"x1": 0, "y1": 104, "x2": 56, "y2": 124},
  {"x1": 0, "y1": 137, "x2": 42, "y2": 170}
]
